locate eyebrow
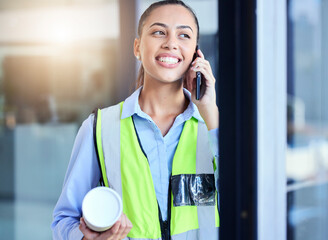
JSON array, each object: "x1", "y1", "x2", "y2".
[{"x1": 149, "y1": 22, "x2": 193, "y2": 32}]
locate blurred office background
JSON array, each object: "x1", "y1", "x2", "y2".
[{"x1": 0, "y1": 0, "x2": 218, "y2": 239}]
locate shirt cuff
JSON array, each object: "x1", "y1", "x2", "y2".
[{"x1": 69, "y1": 223, "x2": 84, "y2": 240}]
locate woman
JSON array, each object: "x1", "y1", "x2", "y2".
[{"x1": 52, "y1": 1, "x2": 219, "y2": 239}]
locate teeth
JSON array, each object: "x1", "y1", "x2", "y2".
[{"x1": 158, "y1": 57, "x2": 179, "y2": 64}]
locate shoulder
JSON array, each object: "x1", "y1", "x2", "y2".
[
  {"x1": 75, "y1": 114, "x2": 94, "y2": 141},
  {"x1": 96, "y1": 102, "x2": 123, "y2": 121},
  {"x1": 101, "y1": 102, "x2": 122, "y2": 114}
]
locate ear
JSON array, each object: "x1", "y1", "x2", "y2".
[{"x1": 134, "y1": 38, "x2": 141, "y2": 59}]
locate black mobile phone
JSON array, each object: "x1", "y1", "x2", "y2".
[{"x1": 192, "y1": 45, "x2": 201, "y2": 100}]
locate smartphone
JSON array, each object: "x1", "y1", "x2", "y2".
[{"x1": 192, "y1": 45, "x2": 202, "y2": 100}]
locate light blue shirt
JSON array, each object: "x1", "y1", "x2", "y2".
[{"x1": 52, "y1": 87, "x2": 219, "y2": 240}]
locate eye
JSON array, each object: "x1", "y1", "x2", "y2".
[
  {"x1": 179, "y1": 33, "x2": 191, "y2": 39},
  {"x1": 152, "y1": 30, "x2": 165, "y2": 36}
]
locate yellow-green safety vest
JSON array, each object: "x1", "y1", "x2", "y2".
[{"x1": 94, "y1": 102, "x2": 219, "y2": 240}]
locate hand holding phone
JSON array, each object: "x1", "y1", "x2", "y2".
[{"x1": 189, "y1": 46, "x2": 219, "y2": 130}]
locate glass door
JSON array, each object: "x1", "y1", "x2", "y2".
[{"x1": 287, "y1": 0, "x2": 328, "y2": 239}]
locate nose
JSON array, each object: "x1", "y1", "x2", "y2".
[{"x1": 162, "y1": 34, "x2": 178, "y2": 50}]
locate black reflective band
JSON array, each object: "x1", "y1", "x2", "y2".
[
  {"x1": 171, "y1": 174, "x2": 216, "y2": 207},
  {"x1": 92, "y1": 108, "x2": 105, "y2": 187},
  {"x1": 167, "y1": 174, "x2": 172, "y2": 239},
  {"x1": 157, "y1": 175, "x2": 171, "y2": 240},
  {"x1": 158, "y1": 204, "x2": 169, "y2": 240}
]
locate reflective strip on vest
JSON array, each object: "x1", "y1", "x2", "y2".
[{"x1": 99, "y1": 102, "x2": 219, "y2": 239}]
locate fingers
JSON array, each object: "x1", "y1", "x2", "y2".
[
  {"x1": 191, "y1": 59, "x2": 215, "y2": 85},
  {"x1": 80, "y1": 214, "x2": 132, "y2": 240},
  {"x1": 79, "y1": 218, "x2": 100, "y2": 240},
  {"x1": 101, "y1": 219, "x2": 120, "y2": 239},
  {"x1": 114, "y1": 214, "x2": 126, "y2": 238},
  {"x1": 120, "y1": 214, "x2": 133, "y2": 239},
  {"x1": 114, "y1": 214, "x2": 133, "y2": 240},
  {"x1": 197, "y1": 48, "x2": 205, "y2": 59},
  {"x1": 185, "y1": 48, "x2": 218, "y2": 107},
  {"x1": 191, "y1": 49, "x2": 215, "y2": 82},
  {"x1": 101, "y1": 213, "x2": 132, "y2": 240}
]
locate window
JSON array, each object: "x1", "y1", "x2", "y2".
[{"x1": 287, "y1": 0, "x2": 328, "y2": 239}]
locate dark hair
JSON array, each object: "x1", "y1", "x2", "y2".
[{"x1": 136, "y1": 0, "x2": 200, "y2": 88}]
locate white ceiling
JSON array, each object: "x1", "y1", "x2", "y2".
[
  {"x1": 0, "y1": 2, "x2": 119, "y2": 43},
  {"x1": 0, "y1": 0, "x2": 115, "y2": 11}
]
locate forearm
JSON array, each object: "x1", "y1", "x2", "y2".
[
  {"x1": 52, "y1": 217, "x2": 83, "y2": 240},
  {"x1": 198, "y1": 104, "x2": 219, "y2": 130}
]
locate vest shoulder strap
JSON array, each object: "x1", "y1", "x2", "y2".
[
  {"x1": 93, "y1": 102, "x2": 122, "y2": 190},
  {"x1": 196, "y1": 121, "x2": 215, "y2": 173}
]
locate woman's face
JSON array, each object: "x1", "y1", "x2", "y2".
[{"x1": 134, "y1": 5, "x2": 198, "y2": 84}]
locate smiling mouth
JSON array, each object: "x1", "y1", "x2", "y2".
[{"x1": 157, "y1": 57, "x2": 181, "y2": 64}]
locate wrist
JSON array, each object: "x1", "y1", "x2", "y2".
[{"x1": 198, "y1": 104, "x2": 219, "y2": 130}]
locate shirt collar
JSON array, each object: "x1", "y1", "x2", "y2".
[
  {"x1": 121, "y1": 87, "x2": 141, "y2": 119},
  {"x1": 121, "y1": 87, "x2": 204, "y2": 123}
]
